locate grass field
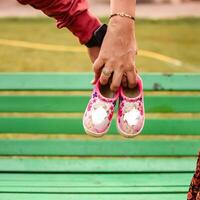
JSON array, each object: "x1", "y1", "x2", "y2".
[{"x1": 0, "y1": 17, "x2": 199, "y2": 73}]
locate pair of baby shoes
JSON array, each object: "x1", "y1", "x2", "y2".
[{"x1": 83, "y1": 74, "x2": 145, "y2": 138}]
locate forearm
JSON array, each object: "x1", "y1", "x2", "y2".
[
  {"x1": 110, "y1": 0, "x2": 136, "y2": 17},
  {"x1": 109, "y1": 0, "x2": 136, "y2": 36},
  {"x1": 17, "y1": 0, "x2": 101, "y2": 44}
]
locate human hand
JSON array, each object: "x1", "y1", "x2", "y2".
[{"x1": 92, "y1": 17, "x2": 137, "y2": 92}]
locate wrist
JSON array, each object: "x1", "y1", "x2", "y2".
[
  {"x1": 85, "y1": 24, "x2": 107, "y2": 48},
  {"x1": 109, "y1": 17, "x2": 135, "y2": 33}
]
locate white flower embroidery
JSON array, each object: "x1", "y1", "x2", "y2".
[
  {"x1": 124, "y1": 108, "x2": 141, "y2": 126},
  {"x1": 92, "y1": 106, "x2": 107, "y2": 126}
]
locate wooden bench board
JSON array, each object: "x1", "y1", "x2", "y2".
[
  {"x1": 0, "y1": 73, "x2": 199, "y2": 91},
  {"x1": 0, "y1": 139, "x2": 199, "y2": 156},
  {"x1": 0, "y1": 186, "x2": 189, "y2": 193},
  {"x1": 0, "y1": 95, "x2": 199, "y2": 113},
  {"x1": 0, "y1": 172, "x2": 192, "y2": 185},
  {"x1": 0, "y1": 170, "x2": 193, "y2": 199},
  {"x1": 0, "y1": 157, "x2": 196, "y2": 172},
  {"x1": 0, "y1": 173, "x2": 192, "y2": 190},
  {"x1": 0, "y1": 118, "x2": 200, "y2": 135},
  {"x1": 0, "y1": 193, "x2": 187, "y2": 200}
]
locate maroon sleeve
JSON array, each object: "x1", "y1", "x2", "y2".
[{"x1": 17, "y1": 0, "x2": 101, "y2": 44}]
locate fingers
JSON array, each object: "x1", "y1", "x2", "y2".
[
  {"x1": 127, "y1": 69, "x2": 137, "y2": 89},
  {"x1": 92, "y1": 56, "x2": 137, "y2": 91},
  {"x1": 122, "y1": 74, "x2": 128, "y2": 88},
  {"x1": 99, "y1": 67, "x2": 113, "y2": 86},
  {"x1": 110, "y1": 70, "x2": 123, "y2": 92},
  {"x1": 92, "y1": 57, "x2": 104, "y2": 84}
]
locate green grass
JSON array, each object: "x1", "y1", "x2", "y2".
[{"x1": 0, "y1": 17, "x2": 199, "y2": 72}]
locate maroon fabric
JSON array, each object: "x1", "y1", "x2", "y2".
[
  {"x1": 188, "y1": 152, "x2": 200, "y2": 200},
  {"x1": 17, "y1": 0, "x2": 101, "y2": 44}
]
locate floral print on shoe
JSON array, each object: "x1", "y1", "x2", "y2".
[
  {"x1": 117, "y1": 74, "x2": 145, "y2": 138},
  {"x1": 83, "y1": 80, "x2": 119, "y2": 137}
]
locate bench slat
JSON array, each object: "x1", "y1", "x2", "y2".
[
  {"x1": 0, "y1": 186, "x2": 188, "y2": 193},
  {"x1": 0, "y1": 95, "x2": 199, "y2": 113},
  {"x1": 0, "y1": 117, "x2": 199, "y2": 135},
  {"x1": 0, "y1": 73, "x2": 199, "y2": 91},
  {"x1": 0, "y1": 158, "x2": 196, "y2": 172},
  {"x1": 0, "y1": 173, "x2": 192, "y2": 186},
  {"x1": 0, "y1": 193, "x2": 186, "y2": 200},
  {"x1": 0, "y1": 139, "x2": 198, "y2": 156}
]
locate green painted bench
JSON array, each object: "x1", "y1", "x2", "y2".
[{"x1": 0, "y1": 72, "x2": 199, "y2": 200}]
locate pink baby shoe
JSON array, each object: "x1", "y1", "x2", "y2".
[
  {"x1": 83, "y1": 80, "x2": 119, "y2": 137},
  {"x1": 117, "y1": 74, "x2": 145, "y2": 138}
]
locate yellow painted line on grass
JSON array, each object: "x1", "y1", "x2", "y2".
[
  {"x1": 0, "y1": 39, "x2": 84, "y2": 53},
  {"x1": 0, "y1": 38, "x2": 182, "y2": 66},
  {"x1": 139, "y1": 49, "x2": 182, "y2": 66}
]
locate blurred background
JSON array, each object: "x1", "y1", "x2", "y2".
[{"x1": 0, "y1": 0, "x2": 200, "y2": 73}]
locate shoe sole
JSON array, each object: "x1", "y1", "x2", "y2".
[
  {"x1": 82, "y1": 120, "x2": 110, "y2": 138},
  {"x1": 116, "y1": 120, "x2": 145, "y2": 138}
]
